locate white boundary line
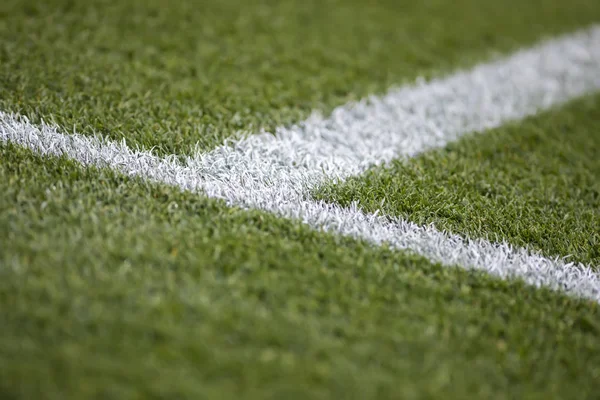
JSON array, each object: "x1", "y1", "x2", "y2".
[{"x1": 2, "y1": 26, "x2": 600, "y2": 301}]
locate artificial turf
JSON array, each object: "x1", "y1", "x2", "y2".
[
  {"x1": 316, "y1": 94, "x2": 600, "y2": 267},
  {"x1": 1, "y1": 0, "x2": 600, "y2": 155},
  {"x1": 1, "y1": 144, "x2": 600, "y2": 399},
  {"x1": 2, "y1": 0, "x2": 600, "y2": 398}
]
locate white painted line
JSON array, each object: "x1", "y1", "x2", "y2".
[{"x1": 2, "y1": 26, "x2": 600, "y2": 301}]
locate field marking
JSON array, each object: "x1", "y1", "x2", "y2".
[{"x1": 2, "y1": 26, "x2": 600, "y2": 301}]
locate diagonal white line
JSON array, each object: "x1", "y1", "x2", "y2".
[{"x1": 2, "y1": 26, "x2": 600, "y2": 300}]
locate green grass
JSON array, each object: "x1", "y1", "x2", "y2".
[
  {"x1": 2, "y1": 144, "x2": 600, "y2": 399},
  {"x1": 1, "y1": 0, "x2": 600, "y2": 155},
  {"x1": 2, "y1": 1, "x2": 600, "y2": 398},
  {"x1": 316, "y1": 95, "x2": 600, "y2": 266}
]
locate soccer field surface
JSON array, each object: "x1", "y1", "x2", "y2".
[{"x1": 1, "y1": 1, "x2": 600, "y2": 399}]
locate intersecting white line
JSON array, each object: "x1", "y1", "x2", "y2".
[{"x1": 2, "y1": 26, "x2": 600, "y2": 300}]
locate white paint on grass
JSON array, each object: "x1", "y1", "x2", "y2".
[{"x1": 2, "y1": 26, "x2": 600, "y2": 301}]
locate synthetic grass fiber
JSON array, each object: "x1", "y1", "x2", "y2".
[
  {"x1": 1, "y1": 0, "x2": 600, "y2": 154},
  {"x1": 1, "y1": 144, "x2": 600, "y2": 399},
  {"x1": 4, "y1": 25, "x2": 600, "y2": 302},
  {"x1": 1, "y1": 0, "x2": 600, "y2": 399},
  {"x1": 316, "y1": 94, "x2": 600, "y2": 266}
]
